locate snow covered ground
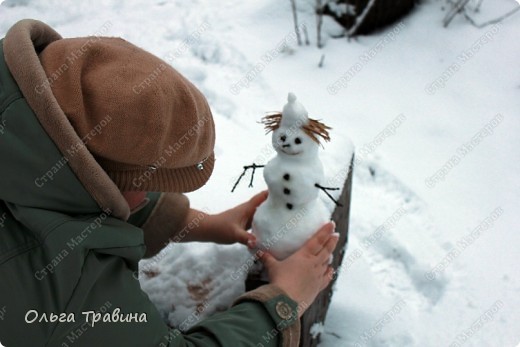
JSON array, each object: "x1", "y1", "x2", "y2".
[{"x1": 1, "y1": 0, "x2": 519, "y2": 346}]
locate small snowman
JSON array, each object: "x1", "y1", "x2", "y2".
[{"x1": 233, "y1": 93, "x2": 340, "y2": 260}]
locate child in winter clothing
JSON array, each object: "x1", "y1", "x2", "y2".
[{"x1": 0, "y1": 19, "x2": 337, "y2": 347}]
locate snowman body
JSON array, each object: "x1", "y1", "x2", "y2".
[{"x1": 252, "y1": 93, "x2": 329, "y2": 260}]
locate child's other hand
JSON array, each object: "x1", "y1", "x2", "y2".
[
  {"x1": 259, "y1": 222, "x2": 338, "y2": 316},
  {"x1": 209, "y1": 190, "x2": 268, "y2": 247}
]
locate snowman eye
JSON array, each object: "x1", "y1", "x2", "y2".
[
  {"x1": 294, "y1": 137, "x2": 302, "y2": 144},
  {"x1": 280, "y1": 135, "x2": 287, "y2": 142}
]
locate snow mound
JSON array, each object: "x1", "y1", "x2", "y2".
[
  {"x1": 138, "y1": 242, "x2": 250, "y2": 330},
  {"x1": 321, "y1": 158, "x2": 451, "y2": 346},
  {"x1": 351, "y1": 159, "x2": 449, "y2": 308}
]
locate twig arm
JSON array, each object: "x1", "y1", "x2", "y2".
[
  {"x1": 231, "y1": 164, "x2": 265, "y2": 192},
  {"x1": 315, "y1": 183, "x2": 343, "y2": 207}
]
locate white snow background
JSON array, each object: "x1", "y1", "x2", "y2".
[{"x1": 1, "y1": 0, "x2": 519, "y2": 346}]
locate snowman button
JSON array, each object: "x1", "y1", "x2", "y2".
[
  {"x1": 286, "y1": 203, "x2": 293, "y2": 210},
  {"x1": 283, "y1": 188, "x2": 290, "y2": 195},
  {"x1": 283, "y1": 173, "x2": 290, "y2": 181}
]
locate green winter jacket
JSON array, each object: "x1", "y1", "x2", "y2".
[{"x1": 0, "y1": 19, "x2": 300, "y2": 347}]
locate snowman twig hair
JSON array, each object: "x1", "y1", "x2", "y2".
[
  {"x1": 260, "y1": 113, "x2": 283, "y2": 133},
  {"x1": 302, "y1": 119, "x2": 332, "y2": 144},
  {"x1": 260, "y1": 112, "x2": 332, "y2": 145}
]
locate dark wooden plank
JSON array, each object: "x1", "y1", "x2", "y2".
[{"x1": 299, "y1": 157, "x2": 353, "y2": 347}]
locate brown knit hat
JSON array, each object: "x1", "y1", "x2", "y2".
[{"x1": 39, "y1": 36, "x2": 215, "y2": 193}]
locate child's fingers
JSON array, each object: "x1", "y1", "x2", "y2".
[
  {"x1": 259, "y1": 251, "x2": 278, "y2": 269},
  {"x1": 316, "y1": 233, "x2": 339, "y2": 263},
  {"x1": 246, "y1": 233, "x2": 257, "y2": 249},
  {"x1": 234, "y1": 227, "x2": 255, "y2": 246},
  {"x1": 303, "y1": 222, "x2": 335, "y2": 256},
  {"x1": 248, "y1": 190, "x2": 268, "y2": 210},
  {"x1": 244, "y1": 190, "x2": 268, "y2": 229}
]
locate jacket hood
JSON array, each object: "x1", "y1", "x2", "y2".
[{"x1": 1, "y1": 19, "x2": 130, "y2": 220}]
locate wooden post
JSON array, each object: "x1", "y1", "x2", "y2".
[
  {"x1": 246, "y1": 157, "x2": 354, "y2": 346},
  {"x1": 298, "y1": 157, "x2": 353, "y2": 346}
]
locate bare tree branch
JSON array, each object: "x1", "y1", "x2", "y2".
[
  {"x1": 474, "y1": 0, "x2": 484, "y2": 13},
  {"x1": 318, "y1": 54, "x2": 325, "y2": 68},
  {"x1": 463, "y1": 5, "x2": 520, "y2": 28},
  {"x1": 290, "y1": 0, "x2": 303, "y2": 46},
  {"x1": 316, "y1": 0, "x2": 324, "y2": 48},
  {"x1": 347, "y1": 0, "x2": 377, "y2": 37},
  {"x1": 302, "y1": 23, "x2": 310, "y2": 45},
  {"x1": 443, "y1": 0, "x2": 471, "y2": 28}
]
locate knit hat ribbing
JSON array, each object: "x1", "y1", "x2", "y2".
[{"x1": 39, "y1": 36, "x2": 215, "y2": 192}]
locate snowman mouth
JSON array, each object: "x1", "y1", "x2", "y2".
[{"x1": 281, "y1": 148, "x2": 301, "y2": 156}]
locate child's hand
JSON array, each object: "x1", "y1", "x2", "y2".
[
  {"x1": 260, "y1": 222, "x2": 338, "y2": 316},
  {"x1": 209, "y1": 191, "x2": 268, "y2": 247},
  {"x1": 182, "y1": 191, "x2": 268, "y2": 246}
]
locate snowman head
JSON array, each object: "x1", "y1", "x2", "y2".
[
  {"x1": 272, "y1": 123, "x2": 317, "y2": 159},
  {"x1": 261, "y1": 93, "x2": 331, "y2": 160}
]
